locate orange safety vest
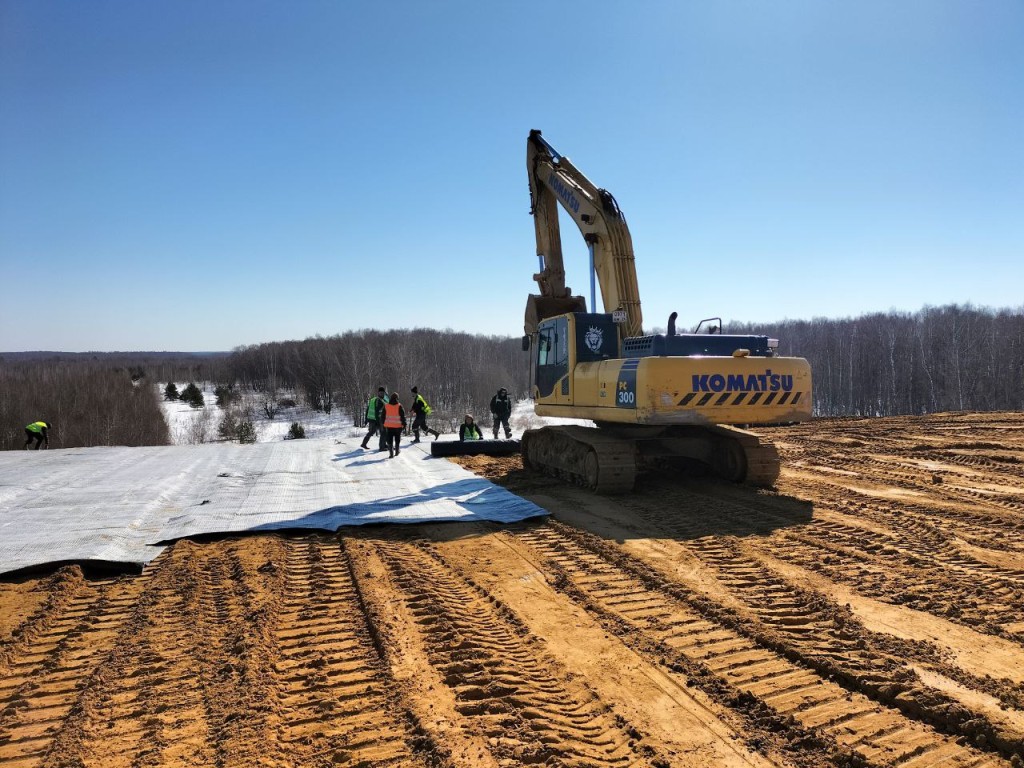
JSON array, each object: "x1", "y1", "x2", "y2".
[{"x1": 383, "y1": 402, "x2": 403, "y2": 429}]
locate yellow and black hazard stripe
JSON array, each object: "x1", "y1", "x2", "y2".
[{"x1": 678, "y1": 390, "x2": 806, "y2": 408}]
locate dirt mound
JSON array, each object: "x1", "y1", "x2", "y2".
[{"x1": 2, "y1": 412, "x2": 1023, "y2": 767}]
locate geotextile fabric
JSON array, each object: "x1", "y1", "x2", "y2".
[{"x1": 0, "y1": 438, "x2": 547, "y2": 575}]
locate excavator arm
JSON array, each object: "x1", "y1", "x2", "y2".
[{"x1": 525, "y1": 130, "x2": 642, "y2": 338}]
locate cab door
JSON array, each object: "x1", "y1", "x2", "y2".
[{"x1": 535, "y1": 316, "x2": 571, "y2": 404}]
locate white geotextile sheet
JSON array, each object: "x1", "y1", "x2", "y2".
[{"x1": 0, "y1": 438, "x2": 546, "y2": 575}]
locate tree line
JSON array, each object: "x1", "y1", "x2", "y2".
[
  {"x1": 0, "y1": 353, "x2": 234, "y2": 450},
  {"x1": 4, "y1": 304, "x2": 1022, "y2": 450},
  {"x1": 227, "y1": 329, "x2": 528, "y2": 432},
  {"x1": 0, "y1": 361, "x2": 171, "y2": 450},
  {"x1": 733, "y1": 304, "x2": 1024, "y2": 416}
]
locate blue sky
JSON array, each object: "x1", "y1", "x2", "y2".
[{"x1": 1, "y1": 1, "x2": 1021, "y2": 352}]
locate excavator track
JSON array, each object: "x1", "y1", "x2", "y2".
[
  {"x1": 522, "y1": 424, "x2": 781, "y2": 492},
  {"x1": 521, "y1": 426, "x2": 637, "y2": 493}
]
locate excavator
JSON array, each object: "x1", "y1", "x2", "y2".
[{"x1": 520, "y1": 129, "x2": 812, "y2": 492}]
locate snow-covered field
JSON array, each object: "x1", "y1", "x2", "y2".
[
  {"x1": 158, "y1": 383, "x2": 592, "y2": 447},
  {"x1": 159, "y1": 383, "x2": 357, "y2": 445}
]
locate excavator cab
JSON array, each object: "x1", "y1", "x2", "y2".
[{"x1": 532, "y1": 312, "x2": 619, "y2": 405}]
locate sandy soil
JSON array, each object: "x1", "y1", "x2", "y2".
[{"x1": 2, "y1": 412, "x2": 1023, "y2": 768}]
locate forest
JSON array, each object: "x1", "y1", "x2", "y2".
[
  {"x1": 2, "y1": 303, "x2": 1022, "y2": 450},
  {"x1": 745, "y1": 303, "x2": 1024, "y2": 416}
]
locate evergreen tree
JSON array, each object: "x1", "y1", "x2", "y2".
[
  {"x1": 164, "y1": 382, "x2": 180, "y2": 401},
  {"x1": 214, "y1": 384, "x2": 236, "y2": 407},
  {"x1": 180, "y1": 382, "x2": 204, "y2": 409},
  {"x1": 218, "y1": 411, "x2": 238, "y2": 441},
  {"x1": 237, "y1": 420, "x2": 257, "y2": 444}
]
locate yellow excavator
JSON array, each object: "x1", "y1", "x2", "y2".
[{"x1": 521, "y1": 130, "x2": 812, "y2": 492}]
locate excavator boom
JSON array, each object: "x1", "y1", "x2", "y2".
[{"x1": 525, "y1": 130, "x2": 641, "y2": 338}]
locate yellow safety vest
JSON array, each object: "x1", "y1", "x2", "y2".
[{"x1": 415, "y1": 394, "x2": 432, "y2": 415}]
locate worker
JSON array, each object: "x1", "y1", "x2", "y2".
[
  {"x1": 382, "y1": 392, "x2": 406, "y2": 458},
  {"x1": 409, "y1": 386, "x2": 440, "y2": 442},
  {"x1": 24, "y1": 421, "x2": 51, "y2": 450},
  {"x1": 490, "y1": 387, "x2": 513, "y2": 439},
  {"x1": 360, "y1": 387, "x2": 388, "y2": 450},
  {"x1": 459, "y1": 414, "x2": 484, "y2": 441}
]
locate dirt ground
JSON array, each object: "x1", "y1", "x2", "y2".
[{"x1": 2, "y1": 412, "x2": 1024, "y2": 768}]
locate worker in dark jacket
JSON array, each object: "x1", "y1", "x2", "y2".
[
  {"x1": 409, "y1": 386, "x2": 440, "y2": 442},
  {"x1": 360, "y1": 387, "x2": 388, "y2": 450},
  {"x1": 490, "y1": 388, "x2": 513, "y2": 439},
  {"x1": 382, "y1": 392, "x2": 407, "y2": 458},
  {"x1": 24, "y1": 421, "x2": 51, "y2": 450},
  {"x1": 459, "y1": 415, "x2": 484, "y2": 441}
]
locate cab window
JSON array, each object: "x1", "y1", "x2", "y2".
[{"x1": 536, "y1": 317, "x2": 569, "y2": 397}]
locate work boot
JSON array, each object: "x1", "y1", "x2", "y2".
[
  {"x1": 360, "y1": 441, "x2": 368, "y2": 449},
  {"x1": 395, "y1": 448, "x2": 400, "y2": 455},
  {"x1": 505, "y1": 431, "x2": 512, "y2": 439}
]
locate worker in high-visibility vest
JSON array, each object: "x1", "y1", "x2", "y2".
[
  {"x1": 409, "y1": 386, "x2": 440, "y2": 442},
  {"x1": 459, "y1": 415, "x2": 484, "y2": 441},
  {"x1": 360, "y1": 387, "x2": 388, "y2": 450},
  {"x1": 24, "y1": 421, "x2": 51, "y2": 450},
  {"x1": 381, "y1": 392, "x2": 407, "y2": 459}
]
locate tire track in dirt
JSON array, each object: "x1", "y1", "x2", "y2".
[
  {"x1": 0, "y1": 537, "x2": 445, "y2": 768},
  {"x1": 785, "y1": 466, "x2": 1024, "y2": 556},
  {"x1": 779, "y1": 414, "x2": 1024, "y2": 536},
  {"x1": 510, "y1": 519, "x2": 1008, "y2": 768},
  {"x1": 33, "y1": 545, "x2": 220, "y2": 768},
  {"x1": 364, "y1": 534, "x2": 665, "y2": 768},
  {"x1": 793, "y1": 511, "x2": 1024, "y2": 589},
  {"x1": 597, "y1": 489, "x2": 1024, "y2": 756},
  {"x1": 272, "y1": 536, "x2": 426, "y2": 767},
  {"x1": 0, "y1": 568, "x2": 143, "y2": 768},
  {"x1": 787, "y1": 453, "x2": 1024, "y2": 535},
  {"x1": 774, "y1": 517, "x2": 1024, "y2": 642},
  {"x1": 847, "y1": 503, "x2": 1024, "y2": 575},
  {"x1": 662, "y1": 480, "x2": 1024, "y2": 644},
  {"x1": 0, "y1": 547, "x2": 226, "y2": 768},
  {"x1": 192, "y1": 541, "x2": 281, "y2": 767}
]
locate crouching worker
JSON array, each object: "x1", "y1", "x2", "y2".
[
  {"x1": 24, "y1": 421, "x2": 51, "y2": 450},
  {"x1": 459, "y1": 414, "x2": 484, "y2": 441},
  {"x1": 382, "y1": 392, "x2": 406, "y2": 459}
]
